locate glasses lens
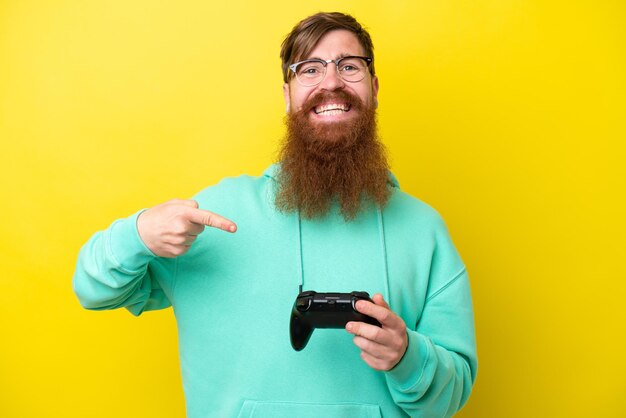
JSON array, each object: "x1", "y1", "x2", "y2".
[
  {"x1": 295, "y1": 60, "x2": 326, "y2": 86},
  {"x1": 337, "y1": 57, "x2": 368, "y2": 82}
]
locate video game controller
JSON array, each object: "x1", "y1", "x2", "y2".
[{"x1": 289, "y1": 290, "x2": 382, "y2": 351}]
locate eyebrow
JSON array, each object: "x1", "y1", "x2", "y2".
[{"x1": 307, "y1": 53, "x2": 354, "y2": 61}]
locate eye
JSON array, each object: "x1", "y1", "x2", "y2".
[
  {"x1": 297, "y1": 61, "x2": 325, "y2": 77},
  {"x1": 339, "y1": 59, "x2": 363, "y2": 73},
  {"x1": 301, "y1": 66, "x2": 320, "y2": 74}
]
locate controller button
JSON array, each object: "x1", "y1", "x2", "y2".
[{"x1": 296, "y1": 298, "x2": 311, "y2": 311}]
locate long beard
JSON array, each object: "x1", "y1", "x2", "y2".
[{"x1": 275, "y1": 90, "x2": 391, "y2": 221}]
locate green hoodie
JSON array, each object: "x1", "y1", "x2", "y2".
[{"x1": 73, "y1": 164, "x2": 477, "y2": 418}]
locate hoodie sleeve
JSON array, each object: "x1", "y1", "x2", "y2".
[
  {"x1": 72, "y1": 210, "x2": 174, "y2": 316},
  {"x1": 384, "y1": 209, "x2": 478, "y2": 417},
  {"x1": 385, "y1": 268, "x2": 477, "y2": 417}
]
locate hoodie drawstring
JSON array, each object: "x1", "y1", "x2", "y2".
[
  {"x1": 378, "y1": 208, "x2": 391, "y2": 305},
  {"x1": 296, "y1": 208, "x2": 390, "y2": 305},
  {"x1": 297, "y1": 212, "x2": 304, "y2": 294}
]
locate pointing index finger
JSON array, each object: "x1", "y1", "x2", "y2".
[{"x1": 186, "y1": 207, "x2": 237, "y2": 233}]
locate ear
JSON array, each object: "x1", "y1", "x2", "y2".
[
  {"x1": 372, "y1": 76, "x2": 379, "y2": 108},
  {"x1": 283, "y1": 83, "x2": 291, "y2": 113}
]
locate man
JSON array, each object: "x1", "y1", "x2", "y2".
[{"x1": 73, "y1": 12, "x2": 477, "y2": 418}]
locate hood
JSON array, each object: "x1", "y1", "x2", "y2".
[
  {"x1": 262, "y1": 163, "x2": 393, "y2": 304},
  {"x1": 262, "y1": 163, "x2": 401, "y2": 189}
]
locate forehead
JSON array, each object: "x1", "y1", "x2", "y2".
[{"x1": 305, "y1": 29, "x2": 366, "y2": 60}]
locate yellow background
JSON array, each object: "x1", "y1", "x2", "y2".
[{"x1": 1, "y1": 1, "x2": 624, "y2": 417}]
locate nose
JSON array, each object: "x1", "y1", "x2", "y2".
[{"x1": 318, "y1": 63, "x2": 345, "y2": 91}]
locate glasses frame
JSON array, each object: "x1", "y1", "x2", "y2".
[{"x1": 288, "y1": 56, "x2": 373, "y2": 87}]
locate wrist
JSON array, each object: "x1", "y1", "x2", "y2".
[{"x1": 107, "y1": 210, "x2": 158, "y2": 269}]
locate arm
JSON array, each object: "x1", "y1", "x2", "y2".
[
  {"x1": 73, "y1": 199, "x2": 237, "y2": 316},
  {"x1": 386, "y1": 269, "x2": 476, "y2": 417},
  {"x1": 72, "y1": 210, "x2": 172, "y2": 316},
  {"x1": 348, "y1": 270, "x2": 477, "y2": 417}
]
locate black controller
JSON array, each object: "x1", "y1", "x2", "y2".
[{"x1": 289, "y1": 291, "x2": 382, "y2": 351}]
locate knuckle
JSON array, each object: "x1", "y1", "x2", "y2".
[
  {"x1": 372, "y1": 358, "x2": 385, "y2": 371},
  {"x1": 379, "y1": 309, "x2": 391, "y2": 323},
  {"x1": 396, "y1": 316, "x2": 406, "y2": 328},
  {"x1": 164, "y1": 206, "x2": 180, "y2": 220},
  {"x1": 172, "y1": 236, "x2": 186, "y2": 245},
  {"x1": 373, "y1": 327, "x2": 384, "y2": 341},
  {"x1": 173, "y1": 221, "x2": 188, "y2": 235},
  {"x1": 357, "y1": 337, "x2": 370, "y2": 351}
]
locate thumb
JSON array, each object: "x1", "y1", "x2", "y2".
[{"x1": 186, "y1": 207, "x2": 237, "y2": 233}]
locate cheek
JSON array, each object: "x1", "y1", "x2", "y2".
[
  {"x1": 289, "y1": 84, "x2": 318, "y2": 112},
  {"x1": 292, "y1": 92, "x2": 311, "y2": 112},
  {"x1": 358, "y1": 87, "x2": 375, "y2": 105}
]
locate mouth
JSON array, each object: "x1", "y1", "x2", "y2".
[{"x1": 313, "y1": 102, "x2": 352, "y2": 116}]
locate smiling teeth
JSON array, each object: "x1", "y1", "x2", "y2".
[{"x1": 315, "y1": 103, "x2": 350, "y2": 114}]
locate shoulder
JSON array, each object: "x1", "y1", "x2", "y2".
[
  {"x1": 386, "y1": 188, "x2": 466, "y2": 282},
  {"x1": 190, "y1": 170, "x2": 274, "y2": 219},
  {"x1": 386, "y1": 187, "x2": 448, "y2": 233},
  {"x1": 193, "y1": 172, "x2": 267, "y2": 200}
]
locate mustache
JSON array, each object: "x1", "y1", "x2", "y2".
[{"x1": 300, "y1": 89, "x2": 365, "y2": 113}]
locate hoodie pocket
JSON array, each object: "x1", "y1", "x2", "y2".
[{"x1": 236, "y1": 400, "x2": 382, "y2": 418}]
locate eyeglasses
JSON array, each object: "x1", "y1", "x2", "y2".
[{"x1": 288, "y1": 56, "x2": 373, "y2": 87}]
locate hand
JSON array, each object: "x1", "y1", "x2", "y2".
[
  {"x1": 136, "y1": 199, "x2": 237, "y2": 258},
  {"x1": 346, "y1": 293, "x2": 408, "y2": 371}
]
